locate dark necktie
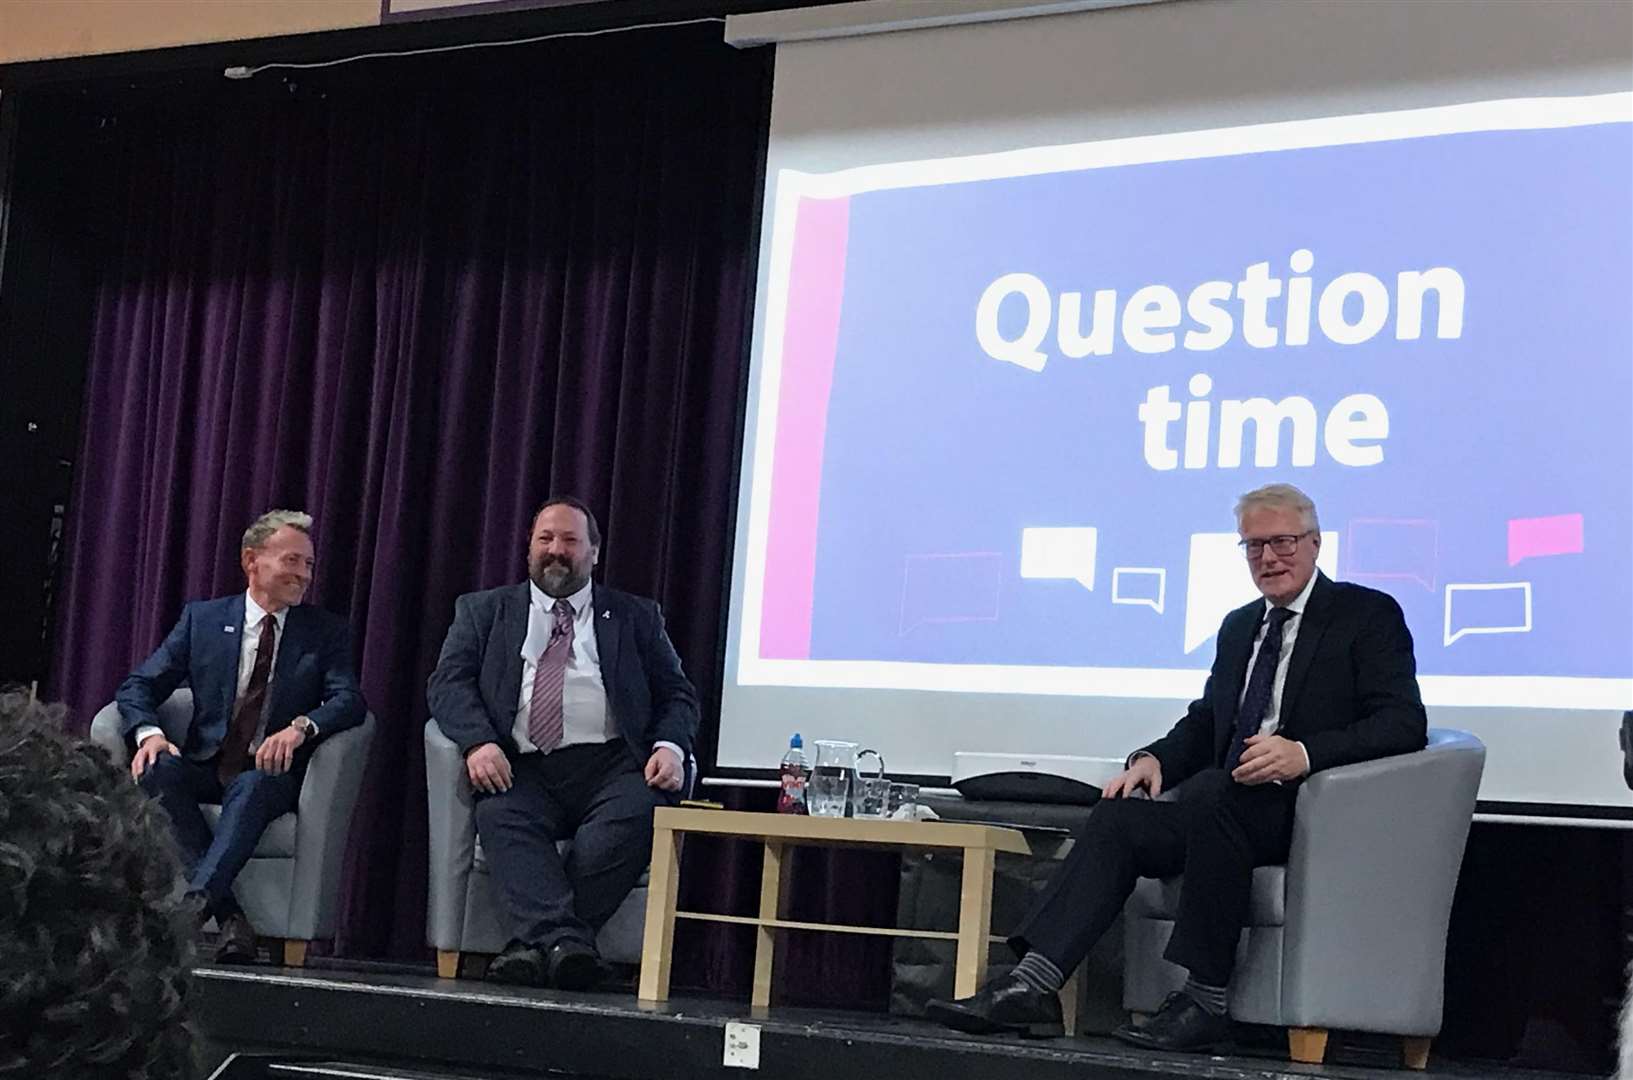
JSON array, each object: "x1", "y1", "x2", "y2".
[
  {"x1": 219, "y1": 614, "x2": 278, "y2": 784},
  {"x1": 1224, "y1": 606, "x2": 1295, "y2": 772},
  {"x1": 527, "y1": 599, "x2": 575, "y2": 753}
]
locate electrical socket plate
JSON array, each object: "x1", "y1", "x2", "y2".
[{"x1": 723, "y1": 1021, "x2": 761, "y2": 1069}]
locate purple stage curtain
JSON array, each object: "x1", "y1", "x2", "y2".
[{"x1": 46, "y1": 26, "x2": 780, "y2": 972}]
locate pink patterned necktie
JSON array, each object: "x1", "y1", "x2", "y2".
[{"x1": 527, "y1": 599, "x2": 575, "y2": 753}]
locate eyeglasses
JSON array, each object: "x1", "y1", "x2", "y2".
[{"x1": 1238, "y1": 532, "x2": 1311, "y2": 558}]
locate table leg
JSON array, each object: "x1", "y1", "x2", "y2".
[
  {"x1": 954, "y1": 845, "x2": 996, "y2": 999},
  {"x1": 1059, "y1": 968, "x2": 1080, "y2": 1037},
  {"x1": 637, "y1": 824, "x2": 682, "y2": 1003},
  {"x1": 752, "y1": 840, "x2": 785, "y2": 1009}
]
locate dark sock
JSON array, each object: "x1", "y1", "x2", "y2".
[
  {"x1": 1011, "y1": 951, "x2": 1066, "y2": 994},
  {"x1": 1183, "y1": 976, "x2": 1228, "y2": 1016}
]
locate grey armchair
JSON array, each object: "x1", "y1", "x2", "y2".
[
  {"x1": 90, "y1": 689, "x2": 376, "y2": 966},
  {"x1": 1122, "y1": 728, "x2": 1484, "y2": 1069},
  {"x1": 425, "y1": 720, "x2": 665, "y2": 978}
]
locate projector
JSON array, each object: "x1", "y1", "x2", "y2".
[{"x1": 951, "y1": 752, "x2": 1126, "y2": 805}]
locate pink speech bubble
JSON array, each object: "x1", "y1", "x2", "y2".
[{"x1": 1507, "y1": 513, "x2": 1584, "y2": 566}]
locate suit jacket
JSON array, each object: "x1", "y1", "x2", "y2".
[
  {"x1": 1141, "y1": 572, "x2": 1427, "y2": 786},
  {"x1": 116, "y1": 594, "x2": 366, "y2": 770},
  {"x1": 426, "y1": 582, "x2": 700, "y2": 766}
]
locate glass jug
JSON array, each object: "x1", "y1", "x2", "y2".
[{"x1": 808, "y1": 740, "x2": 859, "y2": 817}]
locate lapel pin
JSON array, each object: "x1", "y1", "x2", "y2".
[
  {"x1": 601, "y1": 611, "x2": 611, "y2": 620},
  {"x1": 224, "y1": 625, "x2": 237, "y2": 633}
]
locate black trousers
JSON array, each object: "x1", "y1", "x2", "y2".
[
  {"x1": 1009, "y1": 768, "x2": 1296, "y2": 987},
  {"x1": 473, "y1": 740, "x2": 674, "y2": 953}
]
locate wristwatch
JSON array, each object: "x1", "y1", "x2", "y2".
[{"x1": 290, "y1": 716, "x2": 317, "y2": 739}]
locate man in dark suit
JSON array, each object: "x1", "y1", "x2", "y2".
[
  {"x1": 428, "y1": 496, "x2": 699, "y2": 990},
  {"x1": 928, "y1": 483, "x2": 1427, "y2": 1051},
  {"x1": 118, "y1": 509, "x2": 366, "y2": 962}
]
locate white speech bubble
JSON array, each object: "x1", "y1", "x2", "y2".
[
  {"x1": 1021, "y1": 526, "x2": 1097, "y2": 591},
  {"x1": 1112, "y1": 567, "x2": 1167, "y2": 613},
  {"x1": 1443, "y1": 582, "x2": 1532, "y2": 646},
  {"x1": 1183, "y1": 531, "x2": 1339, "y2": 653}
]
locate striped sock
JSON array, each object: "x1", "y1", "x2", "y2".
[
  {"x1": 1011, "y1": 951, "x2": 1066, "y2": 994},
  {"x1": 1183, "y1": 977, "x2": 1228, "y2": 1016}
]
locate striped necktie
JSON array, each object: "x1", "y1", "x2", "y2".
[{"x1": 527, "y1": 598, "x2": 575, "y2": 753}]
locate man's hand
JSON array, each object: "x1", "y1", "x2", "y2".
[
  {"x1": 1232, "y1": 734, "x2": 1310, "y2": 786},
  {"x1": 466, "y1": 742, "x2": 513, "y2": 794},
  {"x1": 255, "y1": 726, "x2": 307, "y2": 776},
  {"x1": 1102, "y1": 753, "x2": 1163, "y2": 799},
  {"x1": 130, "y1": 733, "x2": 179, "y2": 780},
  {"x1": 644, "y1": 746, "x2": 684, "y2": 792}
]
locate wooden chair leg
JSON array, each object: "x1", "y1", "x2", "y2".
[
  {"x1": 282, "y1": 940, "x2": 308, "y2": 968},
  {"x1": 1402, "y1": 1036, "x2": 1432, "y2": 1070},
  {"x1": 1288, "y1": 1027, "x2": 1328, "y2": 1064},
  {"x1": 436, "y1": 950, "x2": 462, "y2": 979}
]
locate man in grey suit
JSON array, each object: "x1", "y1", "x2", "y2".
[{"x1": 428, "y1": 496, "x2": 699, "y2": 990}]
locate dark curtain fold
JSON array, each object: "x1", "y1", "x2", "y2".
[{"x1": 46, "y1": 26, "x2": 774, "y2": 971}]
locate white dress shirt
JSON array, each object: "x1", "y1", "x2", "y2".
[
  {"x1": 509, "y1": 581, "x2": 684, "y2": 766},
  {"x1": 136, "y1": 592, "x2": 295, "y2": 750},
  {"x1": 512, "y1": 580, "x2": 612, "y2": 752},
  {"x1": 1236, "y1": 570, "x2": 1319, "y2": 773},
  {"x1": 1238, "y1": 569, "x2": 1319, "y2": 737}
]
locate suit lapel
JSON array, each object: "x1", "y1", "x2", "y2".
[
  {"x1": 215, "y1": 593, "x2": 247, "y2": 726},
  {"x1": 1212, "y1": 604, "x2": 1258, "y2": 758},
  {"x1": 268, "y1": 605, "x2": 308, "y2": 721},
  {"x1": 592, "y1": 586, "x2": 622, "y2": 693},
  {"x1": 497, "y1": 584, "x2": 530, "y2": 708},
  {"x1": 1277, "y1": 572, "x2": 1333, "y2": 730}
]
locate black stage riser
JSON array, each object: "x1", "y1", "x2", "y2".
[{"x1": 193, "y1": 968, "x2": 1585, "y2": 1080}]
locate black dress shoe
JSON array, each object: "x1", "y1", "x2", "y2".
[
  {"x1": 214, "y1": 913, "x2": 258, "y2": 965},
  {"x1": 925, "y1": 976, "x2": 1064, "y2": 1037},
  {"x1": 1114, "y1": 991, "x2": 1234, "y2": 1052},
  {"x1": 548, "y1": 942, "x2": 602, "y2": 992},
  {"x1": 487, "y1": 941, "x2": 550, "y2": 987}
]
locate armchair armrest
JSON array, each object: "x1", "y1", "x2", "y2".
[
  {"x1": 425, "y1": 720, "x2": 478, "y2": 951},
  {"x1": 1280, "y1": 729, "x2": 1485, "y2": 1034},
  {"x1": 288, "y1": 713, "x2": 377, "y2": 939},
  {"x1": 89, "y1": 702, "x2": 129, "y2": 767},
  {"x1": 91, "y1": 689, "x2": 196, "y2": 765}
]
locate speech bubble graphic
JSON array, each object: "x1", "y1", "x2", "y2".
[
  {"x1": 1021, "y1": 527, "x2": 1097, "y2": 592},
  {"x1": 1183, "y1": 531, "x2": 1339, "y2": 653},
  {"x1": 1443, "y1": 582, "x2": 1532, "y2": 646},
  {"x1": 1346, "y1": 518, "x2": 1438, "y2": 591},
  {"x1": 1507, "y1": 513, "x2": 1584, "y2": 566},
  {"x1": 898, "y1": 552, "x2": 1003, "y2": 635},
  {"x1": 1112, "y1": 567, "x2": 1167, "y2": 613}
]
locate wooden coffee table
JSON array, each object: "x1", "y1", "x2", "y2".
[{"x1": 636, "y1": 807, "x2": 1034, "y2": 1010}]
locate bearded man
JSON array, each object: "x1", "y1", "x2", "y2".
[{"x1": 428, "y1": 496, "x2": 698, "y2": 990}]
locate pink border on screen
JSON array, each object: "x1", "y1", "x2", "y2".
[{"x1": 758, "y1": 195, "x2": 851, "y2": 660}]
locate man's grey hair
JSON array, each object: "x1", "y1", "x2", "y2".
[
  {"x1": 1234, "y1": 483, "x2": 1319, "y2": 533},
  {"x1": 241, "y1": 509, "x2": 313, "y2": 551}
]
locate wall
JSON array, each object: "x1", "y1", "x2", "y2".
[{"x1": 0, "y1": 0, "x2": 380, "y2": 64}]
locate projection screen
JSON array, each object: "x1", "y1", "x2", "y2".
[{"x1": 717, "y1": 0, "x2": 1633, "y2": 816}]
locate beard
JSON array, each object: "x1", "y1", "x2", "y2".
[{"x1": 530, "y1": 553, "x2": 590, "y2": 598}]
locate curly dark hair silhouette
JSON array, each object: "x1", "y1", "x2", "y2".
[{"x1": 0, "y1": 690, "x2": 195, "y2": 1078}]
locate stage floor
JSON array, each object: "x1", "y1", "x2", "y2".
[{"x1": 193, "y1": 964, "x2": 1588, "y2": 1080}]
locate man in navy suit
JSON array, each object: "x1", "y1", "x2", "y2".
[
  {"x1": 118, "y1": 509, "x2": 365, "y2": 962},
  {"x1": 928, "y1": 483, "x2": 1428, "y2": 1051},
  {"x1": 428, "y1": 496, "x2": 699, "y2": 990}
]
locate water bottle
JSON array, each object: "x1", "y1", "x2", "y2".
[{"x1": 777, "y1": 733, "x2": 809, "y2": 814}]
